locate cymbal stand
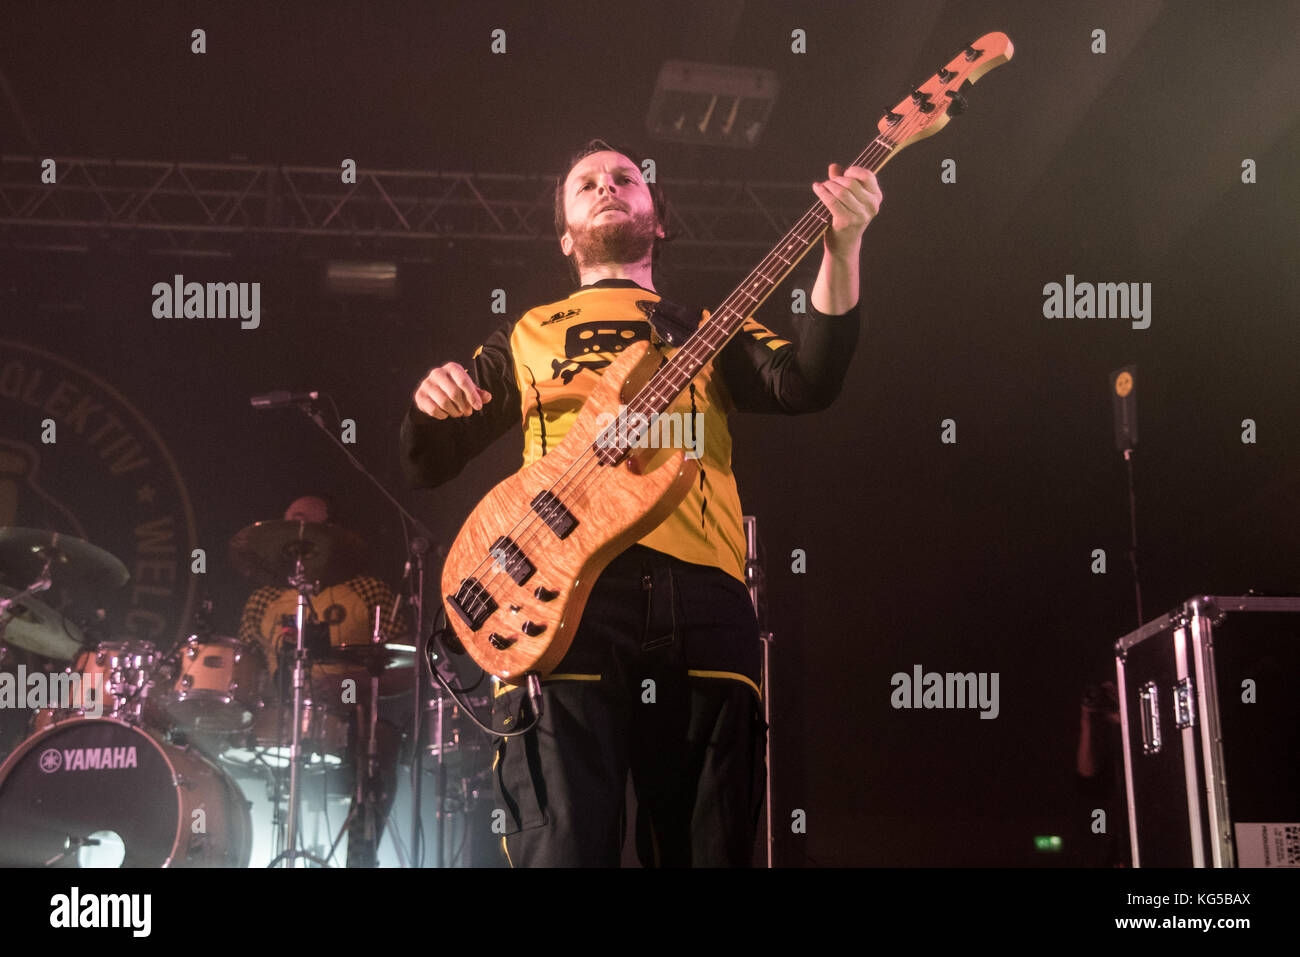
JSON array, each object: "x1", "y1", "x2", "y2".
[
  {"x1": 268, "y1": 545, "x2": 328, "y2": 868},
  {"x1": 0, "y1": 555, "x2": 54, "y2": 645}
]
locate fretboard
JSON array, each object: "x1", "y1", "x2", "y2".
[{"x1": 626, "y1": 135, "x2": 895, "y2": 423}]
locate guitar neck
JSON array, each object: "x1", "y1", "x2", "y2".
[
  {"x1": 623, "y1": 31, "x2": 1014, "y2": 423},
  {"x1": 628, "y1": 137, "x2": 897, "y2": 421}
]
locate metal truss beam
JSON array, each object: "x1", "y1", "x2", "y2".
[{"x1": 0, "y1": 156, "x2": 815, "y2": 274}]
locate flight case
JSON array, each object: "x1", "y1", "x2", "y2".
[{"x1": 1115, "y1": 595, "x2": 1300, "y2": 867}]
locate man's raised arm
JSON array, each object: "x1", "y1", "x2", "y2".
[{"x1": 399, "y1": 319, "x2": 520, "y2": 489}]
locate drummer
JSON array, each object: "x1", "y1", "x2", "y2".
[{"x1": 236, "y1": 494, "x2": 409, "y2": 867}]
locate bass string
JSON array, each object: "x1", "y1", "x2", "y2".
[
  {"x1": 454, "y1": 104, "x2": 938, "y2": 623},
  {"x1": 459, "y1": 126, "x2": 909, "y2": 592},
  {"x1": 455, "y1": 112, "x2": 926, "y2": 618},
  {"x1": 611, "y1": 133, "x2": 904, "y2": 423}
]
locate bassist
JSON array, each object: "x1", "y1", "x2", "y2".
[{"x1": 399, "y1": 139, "x2": 880, "y2": 866}]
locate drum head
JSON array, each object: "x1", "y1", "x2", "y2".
[{"x1": 1, "y1": 719, "x2": 186, "y2": 867}]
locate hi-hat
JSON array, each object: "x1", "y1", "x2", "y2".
[
  {"x1": 0, "y1": 584, "x2": 85, "y2": 660},
  {"x1": 0, "y1": 527, "x2": 129, "y2": 595}
]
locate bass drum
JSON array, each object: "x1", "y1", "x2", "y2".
[{"x1": 0, "y1": 717, "x2": 251, "y2": 867}]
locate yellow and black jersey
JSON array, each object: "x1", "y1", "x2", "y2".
[{"x1": 400, "y1": 278, "x2": 860, "y2": 586}]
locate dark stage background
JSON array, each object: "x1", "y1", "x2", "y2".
[{"x1": 2, "y1": 0, "x2": 1298, "y2": 866}]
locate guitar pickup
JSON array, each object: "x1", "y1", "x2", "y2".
[
  {"x1": 489, "y1": 536, "x2": 534, "y2": 586},
  {"x1": 446, "y1": 577, "x2": 497, "y2": 631},
  {"x1": 531, "y1": 490, "x2": 578, "y2": 539}
]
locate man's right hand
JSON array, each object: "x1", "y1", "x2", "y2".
[{"x1": 413, "y1": 362, "x2": 493, "y2": 419}]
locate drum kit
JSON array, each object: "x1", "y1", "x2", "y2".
[
  {"x1": 0, "y1": 527, "x2": 251, "y2": 867},
  {"x1": 0, "y1": 520, "x2": 482, "y2": 868}
]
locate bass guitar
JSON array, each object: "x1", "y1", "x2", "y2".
[{"x1": 442, "y1": 32, "x2": 1014, "y2": 680}]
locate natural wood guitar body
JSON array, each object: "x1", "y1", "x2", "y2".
[{"x1": 440, "y1": 339, "x2": 699, "y2": 680}]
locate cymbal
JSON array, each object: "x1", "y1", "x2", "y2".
[
  {"x1": 316, "y1": 643, "x2": 416, "y2": 699},
  {"x1": 327, "y1": 641, "x2": 416, "y2": 671},
  {"x1": 0, "y1": 584, "x2": 85, "y2": 660},
  {"x1": 228, "y1": 520, "x2": 367, "y2": 587},
  {"x1": 0, "y1": 528, "x2": 129, "y2": 595}
]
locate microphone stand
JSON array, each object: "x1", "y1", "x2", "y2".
[
  {"x1": 1123, "y1": 448, "x2": 1144, "y2": 628},
  {"x1": 290, "y1": 398, "x2": 436, "y2": 545},
  {"x1": 287, "y1": 397, "x2": 438, "y2": 867}
]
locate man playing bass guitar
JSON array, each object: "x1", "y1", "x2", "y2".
[{"x1": 399, "y1": 138, "x2": 880, "y2": 866}]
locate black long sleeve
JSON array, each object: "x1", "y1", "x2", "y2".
[
  {"x1": 399, "y1": 294, "x2": 862, "y2": 489},
  {"x1": 714, "y1": 301, "x2": 862, "y2": 414},
  {"x1": 399, "y1": 317, "x2": 521, "y2": 489}
]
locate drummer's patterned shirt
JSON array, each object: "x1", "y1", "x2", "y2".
[{"x1": 237, "y1": 575, "x2": 408, "y2": 685}]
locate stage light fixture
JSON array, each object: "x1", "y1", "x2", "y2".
[{"x1": 646, "y1": 62, "x2": 780, "y2": 148}]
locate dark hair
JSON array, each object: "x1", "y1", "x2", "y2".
[
  {"x1": 285, "y1": 493, "x2": 340, "y2": 525},
  {"x1": 553, "y1": 138, "x2": 675, "y2": 283}
]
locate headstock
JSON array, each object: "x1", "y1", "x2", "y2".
[{"x1": 874, "y1": 32, "x2": 1014, "y2": 167}]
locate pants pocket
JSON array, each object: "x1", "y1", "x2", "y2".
[{"x1": 492, "y1": 688, "x2": 549, "y2": 835}]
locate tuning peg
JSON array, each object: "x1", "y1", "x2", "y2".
[
  {"x1": 910, "y1": 89, "x2": 935, "y2": 113},
  {"x1": 945, "y1": 90, "x2": 968, "y2": 115}
]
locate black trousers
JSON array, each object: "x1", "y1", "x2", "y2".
[{"x1": 491, "y1": 545, "x2": 767, "y2": 867}]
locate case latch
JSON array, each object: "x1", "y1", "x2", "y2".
[
  {"x1": 1139, "y1": 681, "x2": 1162, "y2": 754},
  {"x1": 1174, "y1": 677, "x2": 1197, "y2": 729}
]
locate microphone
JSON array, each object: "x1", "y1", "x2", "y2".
[{"x1": 250, "y1": 389, "x2": 319, "y2": 409}]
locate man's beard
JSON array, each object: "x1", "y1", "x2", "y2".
[{"x1": 568, "y1": 209, "x2": 658, "y2": 270}]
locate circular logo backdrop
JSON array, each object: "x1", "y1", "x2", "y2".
[{"x1": 0, "y1": 338, "x2": 198, "y2": 651}]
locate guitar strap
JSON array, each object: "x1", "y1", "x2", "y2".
[{"x1": 636, "y1": 298, "x2": 703, "y2": 350}]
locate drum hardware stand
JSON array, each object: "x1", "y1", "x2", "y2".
[
  {"x1": 417, "y1": 614, "x2": 451, "y2": 870},
  {"x1": 433, "y1": 676, "x2": 447, "y2": 868},
  {"x1": 268, "y1": 546, "x2": 329, "y2": 868},
  {"x1": 328, "y1": 607, "x2": 390, "y2": 866},
  {"x1": 420, "y1": 614, "x2": 504, "y2": 867},
  {"x1": 409, "y1": 537, "x2": 433, "y2": 868},
  {"x1": 44, "y1": 834, "x2": 103, "y2": 867},
  {"x1": 0, "y1": 552, "x2": 55, "y2": 645},
  {"x1": 743, "y1": 516, "x2": 774, "y2": 869},
  {"x1": 111, "y1": 644, "x2": 184, "y2": 726}
]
